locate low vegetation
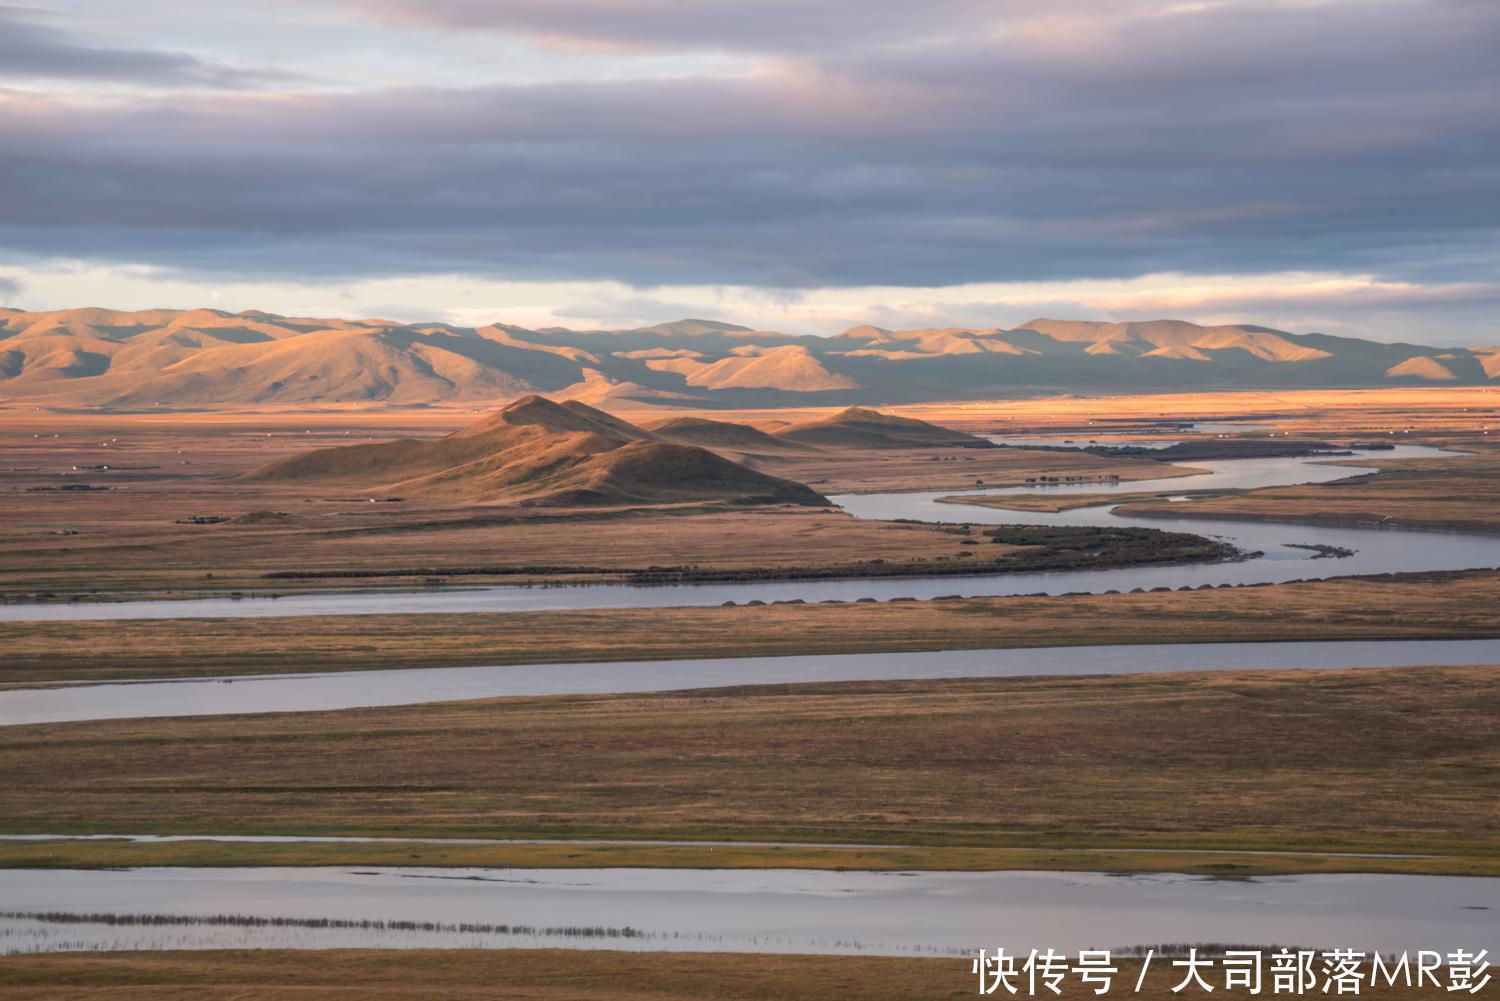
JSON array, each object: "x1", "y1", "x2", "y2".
[
  {"x1": 1009, "y1": 438, "x2": 1348, "y2": 461},
  {"x1": 3, "y1": 838, "x2": 1492, "y2": 878},
  {"x1": 0, "y1": 949, "x2": 920, "y2": 1001},
  {"x1": 3, "y1": 666, "x2": 1497, "y2": 863},
  {"x1": 0, "y1": 949, "x2": 991, "y2": 1001},
  {"x1": 246, "y1": 395, "x2": 829, "y2": 507},
  {"x1": 0, "y1": 407, "x2": 1196, "y2": 599},
  {"x1": 4, "y1": 570, "x2": 1497, "y2": 687},
  {"x1": 0, "y1": 910, "x2": 644, "y2": 942},
  {"x1": 1122, "y1": 441, "x2": 1500, "y2": 534},
  {"x1": 973, "y1": 524, "x2": 1239, "y2": 566},
  {"x1": 0, "y1": 949, "x2": 1482, "y2": 1001}
]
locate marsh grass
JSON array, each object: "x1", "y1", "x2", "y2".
[
  {"x1": 1, "y1": 910, "x2": 644, "y2": 939},
  {"x1": 3, "y1": 665, "x2": 1498, "y2": 863},
  {"x1": 4, "y1": 569, "x2": 1500, "y2": 687},
  {"x1": 0, "y1": 947, "x2": 1488, "y2": 1000}
]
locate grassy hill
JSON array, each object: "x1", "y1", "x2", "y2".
[
  {"x1": 646, "y1": 416, "x2": 807, "y2": 456},
  {"x1": 771, "y1": 407, "x2": 993, "y2": 450},
  {"x1": 248, "y1": 396, "x2": 829, "y2": 507}
]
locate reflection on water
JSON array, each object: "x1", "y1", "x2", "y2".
[
  {"x1": 0, "y1": 909, "x2": 649, "y2": 956},
  {"x1": 7, "y1": 638, "x2": 1500, "y2": 726},
  {"x1": 0, "y1": 867, "x2": 1494, "y2": 957}
]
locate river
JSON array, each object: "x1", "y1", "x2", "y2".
[
  {"x1": 7, "y1": 638, "x2": 1500, "y2": 727},
  {"x1": 2, "y1": 445, "x2": 1494, "y2": 623},
  {"x1": 3, "y1": 438, "x2": 1496, "y2": 960},
  {"x1": 1, "y1": 867, "x2": 1493, "y2": 956}
]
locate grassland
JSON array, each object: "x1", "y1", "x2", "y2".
[
  {"x1": 3, "y1": 665, "x2": 1497, "y2": 864},
  {"x1": 0, "y1": 949, "x2": 981, "y2": 1001},
  {"x1": 4, "y1": 569, "x2": 1497, "y2": 687},
  {"x1": 0, "y1": 411, "x2": 1198, "y2": 599},
  {"x1": 1119, "y1": 441, "x2": 1500, "y2": 534},
  {"x1": 4, "y1": 838, "x2": 1492, "y2": 878},
  {"x1": 4, "y1": 388, "x2": 1498, "y2": 599},
  {"x1": 1, "y1": 949, "x2": 1489, "y2": 1001},
  {"x1": 0, "y1": 502, "x2": 1005, "y2": 597},
  {"x1": 940, "y1": 489, "x2": 1199, "y2": 513},
  {"x1": 886, "y1": 386, "x2": 1500, "y2": 438},
  {"x1": 939, "y1": 445, "x2": 1500, "y2": 531}
]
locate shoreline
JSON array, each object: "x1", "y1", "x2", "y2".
[{"x1": 0, "y1": 839, "x2": 1493, "y2": 878}]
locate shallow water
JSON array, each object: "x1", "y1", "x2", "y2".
[
  {"x1": 7, "y1": 638, "x2": 1500, "y2": 726},
  {"x1": 3, "y1": 436, "x2": 1495, "y2": 960},
  {"x1": 0, "y1": 867, "x2": 1493, "y2": 956},
  {"x1": 0, "y1": 834, "x2": 1439, "y2": 858}
]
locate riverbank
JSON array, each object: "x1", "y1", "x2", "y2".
[
  {"x1": 0, "y1": 520, "x2": 1237, "y2": 604},
  {"x1": 0, "y1": 409, "x2": 1193, "y2": 601},
  {"x1": 4, "y1": 569, "x2": 1497, "y2": 687},
  {"x1": 0, "y1": 948, "x2": 1485, "y2": 1001},
  {"x1": 0, "y1": 837, "x2": 1493, "y2": 878},
  {"x1": 1117, "y1": 444, "x2": 1500, "y2": 535},
  {"x1": 4, "y1": 665, "x2": 1497, "y2": 864},
  {"x1": 0, "y1": 949, "x2": 972, "y2": 1001}
]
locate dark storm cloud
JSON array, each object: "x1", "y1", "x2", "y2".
[
  {"x1": 0, "y1": 5, "x2": 279, "y2": 87},
  {"x1": 0, "y1": 0, "x2": 1496, "y2": 289}
]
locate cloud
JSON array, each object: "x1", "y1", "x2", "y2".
[
  {"x1": 0, "y1": 5, "x2": 283, "y2": 88},
  {"x1": 337, "y1": 0, "x2": 1057, "y2": 54},
  {"x1": 0, "y1": 0, "x2": 1495, "y2": 307},
  {"x1": 0, "y1": 273, "x2": 21, "y2": 301}
]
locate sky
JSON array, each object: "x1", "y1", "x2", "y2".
[{"x1": 0, "y1": 0, "x2": 1496, "y2": 343}]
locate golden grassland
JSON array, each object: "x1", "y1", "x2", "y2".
[
  {"x1": 940, "y1": 489, "x2": 1191, "y2": 513},
  {"x1": 4, "y1": 838, "x2": 1494, "y2": 879},
  {"x1": 0, "y1": 411, "x2": 1192, "y2": 598},
  {"x1": 4, "y1": 384, "x2": 1496, "y2": 426},
  {"x1": 4, "y1": 570, "x2": 1498, "y2": 687},
  {"x1": 0, "y1": 950, "x2": 973, "y2": 1001},
  {"x1": 0, "y1": 499, "x2": 1003, "y2": 597},
  {"x1": 941, "y1": 442, "x2": 1500, "y2": 533},
  {"x1": 883, "y1": 386, "x2": 1500, "y2": 436},
  {"x1": 3, "y1": 386, "x2": 1498, "y2": 599},
  {"x1": 5, "y1": 389, "x2": 1500, "y2": 997},
  {"x1": 752, "y1": 444, "x2": 1192, "y2": 494},
  {"x1": 3, "y1": 666, "x2": 1497, "y2": 862},
  {"x1": 1117, "y1": 442, "x2": 1500, "y2": 534},
  {"x1": 1, "y1": 950, "x2": 1490, "y2": 1001},
  {"x1": 12, "y1": 949, "x2": 1488, "y2": 1001}
]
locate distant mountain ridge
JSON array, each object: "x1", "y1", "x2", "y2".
[{"x1": 2, "y1": 307, "x2": 1495, "y2": 406}]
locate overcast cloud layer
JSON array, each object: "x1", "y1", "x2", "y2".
[{"x1": 0, "y1": 0, "x2": 1497, "y2": 342}]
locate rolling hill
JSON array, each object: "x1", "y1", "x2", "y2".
[
  {"x1": 645, "y1": 416, "x2": 807, "y2": 456},
  {"x1": 247, "y1": 396, "x2": 829, "y2": 507},
  {"x1": 2, "y1": 307, "x2": 1495, "y2": 407},
  {"x1": 771, "y1": 407, "x2": 994, "y2": 450}
]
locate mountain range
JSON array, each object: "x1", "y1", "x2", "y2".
[{"x1": 3, "y1": 307, "x2": 1497, "y2": 407}]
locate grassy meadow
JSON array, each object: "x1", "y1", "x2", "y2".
[{"x1": 3, "y1": 665, "x2": 1497, "y2": 867}]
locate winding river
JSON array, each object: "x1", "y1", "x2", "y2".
[
  {"x1": 8, "y1": 639, "x2": 1500, "y2": 727},
  {"x1": 6, "y1": 441, "x2": 1500, "y2": 727},
  {"x1": 4, "y1": 437, "x2": 1498, "y2": 959},
  {"x1": 2, "y1": 445, "x2": 1496, "y2": 623}
]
